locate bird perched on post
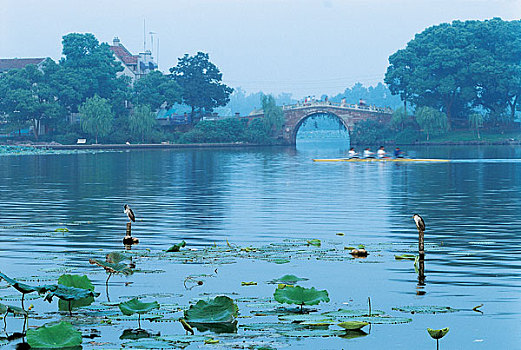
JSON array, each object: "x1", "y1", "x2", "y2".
[
  {"x1": 124, "y1": 204, "x2": 135, "y2": 223},
  {"x1": 413, "y1": 214, "x2": 425, "y2": 232}
]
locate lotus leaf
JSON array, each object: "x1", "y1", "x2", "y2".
[
  {"x1": 274, "y1": 286, "x2": 330, "y2": 310},
  {"x1": 394, "y1": 254, "x2": 416, "y2": 260},
  {"x1": 337, "y1": 321, "x2": 369, "y2": 330},
  {"x1": 338, "y1": 329, "x2": 368, "y2": 339},
  {"x1": 54, "y1": 228, "x2": 69, "y2": 232},
  {"x1": 270, "y1": 275, "x2": 308, "y2": 285},
  {"x1": 323, "y1": 309, "x2": 384, "y2": 318},
  {"x1": 427, "y1": 327, "x2": 449, "y2": 340},
  {"x1": 189, "y1": 321, "x2": 238, "y2": 333},
  {"x1": 0, "y1": 272, "x2": 56, "y2": 295},
  {"x1": 184, "y1": 296, "x2": 238, "y2": 323},
  {"x1": 306, "y1": 239, "x2": 321, "y2": 247},
  {"x1": 393, "y1": 305, "x2": 458, "y2": 314},
  {"x1": 241, "y1": 281, "x2": 257, "y2": 286},
  {"x1": 89, "y1": 259, "x2": 133, "y2": 276},
  {"x1": 57, "y1": 274, "x2": 96, "y2": 311},
  {"x1": 119, "y1": 298, "x2": 160, "y2": 316},
  {"x1": 166, "y1": 240, "x2": 186, "y2": 252},
  {"x1": 121, "y1": 338, "x2": 179, "y2": 348},
  {"x1": 26, "y1": 321, "x2": 82, "y2": 349},
  {"x1": 106, "y1": 251, "x2": 128, "y2": 263}
]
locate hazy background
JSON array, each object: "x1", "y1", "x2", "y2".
[{"x1": 2, "y1": 0, "x2": 520, "y2": 98}]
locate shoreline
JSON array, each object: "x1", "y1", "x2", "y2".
[{"x1": 2, "y1": 142, "x2": 281, "y2": 150}]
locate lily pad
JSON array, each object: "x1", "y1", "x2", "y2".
[
  {"x1": 121, "y1": 338, "x2": 178, "y2": 348},
  {"x1": 119, "y1": 298, "x2": 160, "y2": 316},
  {"x1": 89, "y1": 259, "x2": 133, "y2": 276},
  {"x1": 280, "y1": 329, "x2": 343, "y2": 338},
  {"x1": 57, "y1": 274, "x2": 96, "y2": 311},
  {"x1": 26, "y1": 321, "x2": 82, "y2": 349},
  {"x1": 269, "y1": 275, "x2": 308, "y2": 285},
  {"x1": 427, "y1": 327, "x2": 449, "y2": 340},
  {"x1": 184, "y1": 296, "x2": 238, "y2": 323},
  {"x1": 351, "y1": 315, "x2": 412, "y2": 324},
  {"x1": 44, "y1": 284, "x2": 99, "y2": 303},
  {"x1": 54, "y1": 228, "x2": 69, "y2": 232},
  {"x1": 0, "y1": 272, "x2": 55, "y2": 295},
  {"x1": 393, "y1": 305, "x2": 459, "y2": 314},
  {"x1": 394, "y1": 254, "x2": 416, "y2": 260},
  {"x1": 337, "y1": 321, "x2": 369, "y2": 330},
  {"x1": 306, "y1": 239, "x2": 321, "y2": 247},
  {"x1": 338, "y1": 329, "x2": 368, "y2": 339},
  {"x1": 323, "y1": 309, "x2": 384, "y2": 318},
  {"x1": 274, "y1": 286, "x2": 330, "y2": 310}
]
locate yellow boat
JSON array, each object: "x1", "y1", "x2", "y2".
[{"x1": 312, "y1": 158, "x2": 450, "y2": 162}]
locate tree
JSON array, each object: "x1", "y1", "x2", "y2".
[
  {"x1": 79, "y1": 95, "x2": 114, "y2": 143},
  {"x1": 390, "y1": 106, "x2": 412, "y2": 131},
  {"x1": 56, "y1": 33, "x2": 127, "y2": 112},
  {"x1": 129, "y1": 105, "x2": 157, "y2": 143},
  {"x1": 132, "y1": 71, "x2": 182, "y2": 110},
  {"x1": 415, "y1": 107, "x2": 448, "y2": 141},
  {"x1": 169, "y1": 52, "x2": 233, "y2": 123},
  {"x1": 261, "y1": 94, "x2": 284, "y2": 137},
  {"x1": 0, "y1": 61, "x2": 65, "y2": 139},
  {"x1": 469, "y1": 113, "x2": 484, "y2": 139}
]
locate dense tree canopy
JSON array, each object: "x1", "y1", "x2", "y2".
[
  {"x1": 169, "y1": 52, "x2": 233, "y2": 122},
  {"x1": 385, "y1": 18, "x2": 521, "y2": 128},
  {"x1": 132, "y1": 71, "x2": 182, "y2": 110},
  {"x1": 79, "y1": 95, "x2": 114, "y2": 143}
]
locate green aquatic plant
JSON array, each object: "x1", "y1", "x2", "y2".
[
  {"x1": 306, "y1": 239, "x2": 321, "y2": 247},
  {"x1": 89, "y1": 258, "x2": 133, "y2": 284},
  {"x1": 184, "y1": 296, "x2": 239, "y2": 333},
  {"x1": 44, "y1": 284, "x2": 99, "y2": 316},
  {"x1": 166, "y1": 240, "x2": 187, "y2": 252},
  {"x1": 427, "y1": 327, "x2": 449, "y2": 350},
  {"x1": 0, "y1": 302, "x2": 28, "y2": 331},
  {"x1": 57, "y1": 274, "x2": 96, "y2": 311},
  {"x1": 337, "y1": 320, "x2": 369, "y2": 330},
  {"x1": 26, "y1": 321, "x2": 82, "y2": 349},
  {"x1": 269, "y1": 274, "x2": 308, "y2": 285},
  {"x1": 274, "y1": 285, "x2": 330, "y2": 312},
  {"x1": 0, "y1": 272, "x2": 55, "y2": 309},
  {"x1": 118, "y1": 298, "x2": 160, "y2": 329}
]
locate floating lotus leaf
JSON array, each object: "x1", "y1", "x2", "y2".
[
  {"x1": 120, "y1": 328, "x2": 158, "y2": 340},
  {"x1": 280, "y1": 329, "x2": 343, "y2": 337},
  {"x1": 119, "y1": 298, "x2": 160, "y2": 316},
  {"x1": 57, "y1": 274, "x2": 96, "y2": 311},
  {"x1": 89, "y1": 259, "x2": 133, "y2": 276},
  {"x1": 427, "y1": 327, "x2": 449, "y2": 339},
  {"x1": 54, "y1": 228, "x2": 69, "y2": 232},
  {"x1": 184, "y1": 296, "x2": 238, "y2": 323},
  {"x1": 306, "y1": 239, "x2": 321, "y2": 247},
  {"x1": 269, "y1": 275, "x2": 308, "y2": 285},
  {"x1": 274, "y1": 286, "x2": 330, "y2": 308},
  {"x1": 337, "y1": 321, "x2": 369, "y2": 330},
  {"x1": 166, "y1": 241, "x2": 186, "y2": 252},
  {"x1": 393, "y1": 305, "x2": 459, "y2": 314},
  {"x1": 160, "y1": 334, "x2": 212, "y2": 344},
  {"x1": 278, "y1": 314, "x2": 335, "y2": 323},
  {"x1": 26, "y1": 321, "x2": 82, "y2": 349},
  {"x1": 189, "y1": 321, "x2": 238, "y2": 333},
  {"x1": 323, "y1": 309, "x2": 384, "y2": 318},
  {"x1": 121, "y1": 338, "x2": 179, "y2": 348},
  {"x1": 338, "y1": 329, "x2": 368, "y2": 339},
  {"x1": 349, "y1": 315, "x2": 412, "y2": 324}
]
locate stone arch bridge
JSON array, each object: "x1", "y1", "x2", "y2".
[{"x1": 248, "y1": 101, "x2": 393, "y2": 144}]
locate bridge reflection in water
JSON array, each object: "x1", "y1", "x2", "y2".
[{"x1": 295, "y1": 112, "x2": 350, "y2": 153}]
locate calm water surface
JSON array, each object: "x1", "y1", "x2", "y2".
[{"x1": 0, "y1": 143, "x2": 521, "y2": 349}]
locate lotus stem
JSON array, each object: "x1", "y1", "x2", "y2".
[
  {"x1": 368, "y1": 297, "x2": 371, "y2": 316},
  {"x1": 138, "y1": 313, "x2": 141, "y2": 329},
  {"x1": 21, "y1": 294, "x2": 25, "y2": 310},
  {"x1": 3, "y1": 311, "x2": 6, "y2": 330},
  {"x1": 437, "y1": 339, "x2": 439, "y2": 350},
  {"x1": 106, "y1": 273, "x2": 113, "y2": 285},
  {"x1": 68, "y1": 301, "x2": 72, "y2": 316}
]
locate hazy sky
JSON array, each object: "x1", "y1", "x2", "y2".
[{"x1": 2, "y1": 0, "x2": 520, "y2": 98}]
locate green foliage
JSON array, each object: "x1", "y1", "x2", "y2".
[
  {"x1": 385, "y1": 18, "x2": 521, "y2": 127},
  {"x1": 274, "y1": 285, "x2": 330, "y2": 309},
  {"x1": 261, "y1": 94, "x2": 284, "y2": 137},
  {"x1": 119, "y1": 298, "x2": 160, "y2": 316},
  {"x1": 184, "y1": 296, "x2": 239, "y2": 323},
  {"x1": 57, "y1": 274, "x2": 96, "y2": 311},
  {"x1": 166, "y1": 240, "x2": 186, "y2": 252},
  {"x1": 78, "y1": 95, "x2": 114, "y2": 143},
  {"x1": 415, "y1": 107, "x2": 448, "y2": 140},
  {"x1": 337, "y1": 321, "x2": 369, "y2": 330},
  {"x1": 133, "y1": 71, "x2": 182, "y2": 110},
  {"x1": 469, "y1": 113, "x2": 484, "y2": 139},
  {"x1": 350, "y1": 119, "x2": 392, "y2": 144},
  {"x1": 129, "y1": 105, "x2": 157, "y2": 143},
  {"x1": 244, "y1": 118, "x2": 273, "y2": 144},
  {"x1": 180, "y1": 118, "x2": 247, "y2": 143},
  {"x1": 27, "y1": 321, "x2": 82, "y2": 349},
  {"x1": 170, "y1": 52, "x2": 233, "y2": 122}
]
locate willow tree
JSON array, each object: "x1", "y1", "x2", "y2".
[
  {"x1": 261, "y1": 94, "x2": 284, "y2": 137},
  {"x1": 129, "y1": 105, "x2": 157, "y2": 143},
  {"x1": 79, "y1": 95, "x2": 114, "y2": 143},
  {"x1": 415, "y1": 107, "x2": 447, "y2": 141}
]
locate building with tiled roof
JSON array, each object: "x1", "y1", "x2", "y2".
[
  {"x1": 109, "y1": 37, "x2": 157, "y2": 84},
  {"x1": 0, "y1": 58, "x2": 47, "y2": 73}
]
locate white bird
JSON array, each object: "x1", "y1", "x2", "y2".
[
  {"x1": 124, "y1": 204, "x2": 136, "y2": 223},
  {"x1": 413, "y1": 214, "x2": 425, "y2": 232}
]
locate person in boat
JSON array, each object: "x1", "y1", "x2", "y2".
[
  {"x1": 348, "y1": 147, "x2": 359, "y2": 158},
  {"x1": 363, "y1": 148, "x2": 375, "y2": 158},
  {"x1": 377, "y1": 146, "x2": 388, "y2": 158},
  {"x1": 394, "y1": 147, "x2": 405, "y2": 158}
]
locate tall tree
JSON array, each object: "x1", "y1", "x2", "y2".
[
  {"x1": 415, "y1": 106, "x2": 448, "y2": 140},
  {"x1": 261, "y1": 94, "x2": 284, "y2": 137},
  {"x1": 132, "y1": 71, "x2": 182, "y2": 110},
  {"x1": 0, "y1": 61, "x2": 65, "y2": 139},
  {"x1": 78, "y1": 95, "x2": 114, "y2": 143},
  {"x1": 169, "y1": 52, "x2": 233, "y2": 123},
  {"x1": 129, "y1": 105, "x2": 157, "y2": 142}
]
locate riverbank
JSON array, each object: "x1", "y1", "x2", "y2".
[{"x1": 2, "y1": 142, "x2": 276, "y2": 150}]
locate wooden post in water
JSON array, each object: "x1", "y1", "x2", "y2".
[
  {"x1": 417, "y1": 227, "x2": 426, "y2": 293},
  {"x1": 418, "y1": 227, "x2": 424, "y2": 258},
  {"x1": 126, "y1": 222, "x2": 132, "y2": 236}
]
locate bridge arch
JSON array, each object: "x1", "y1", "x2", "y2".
[{"x1": 292, "y1": 111, "x2": 350, "y2": 145}]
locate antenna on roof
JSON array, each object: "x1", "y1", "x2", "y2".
[{"x1": 143, "y1": 19, "x2": 146, "y2": 52}]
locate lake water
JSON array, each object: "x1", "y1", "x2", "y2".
[{"x1": 0, "y1": 142, "x2": 520, "y2": 349}]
